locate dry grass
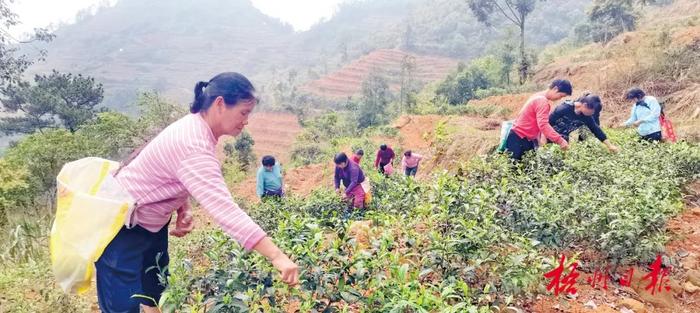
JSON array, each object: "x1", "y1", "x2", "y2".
[{"x1": 527, "y1": 1, "x2": 700, "y2": 139}]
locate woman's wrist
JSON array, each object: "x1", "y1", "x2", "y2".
[{"x1": 254, "y1": 237, "x2": 283, "y2": 261}]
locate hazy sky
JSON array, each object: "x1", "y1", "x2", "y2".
[{"x1": 7, "y1": 0, "x2": 345, "y2": 37}]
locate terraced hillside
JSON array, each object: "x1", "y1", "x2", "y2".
[{"x1": 301, "y1": 49, "x2": 459, "y2": 99}]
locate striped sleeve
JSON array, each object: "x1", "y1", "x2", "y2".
[
  {"x1": 175, "y1": 151, "x2": 266, "y2": 251},
  {"x1": 177, "y1": 198, "x2": 192, "y2": 215}
]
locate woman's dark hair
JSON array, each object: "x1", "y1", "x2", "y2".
[
  {"x1": 577, "y1": 91, "x2": 591, "y2": 100},
  {"x1": 190, "y1": 72, "x2": 257, "y2": 114},
  {"x1": 625, "y1": 87, "x2": 646, "y2": 100},
  {"x1": 262, "y1": 155, "x2": 275, "y2": 167},
  {"x1": 579, "y1": 94, "x2": 602, "y2": 111},
  {"x1": 355, "y1": 149, "x2": 364, "y2": 156},
  {"x1": 380, "y1": 144, "x2": 388, "y2": 151},
  {"x1": 404, "y1": 150, "x2": 412, "y2": 157},
  {"x1": 549, "y1": 79, "x2": 573, "y2": 96},
  {"x1": 118, "y1": 73, "x2": 255, "y2": 177},
  {"x1": 334, "y1": 152, "x2": 348, "y2": 164}
]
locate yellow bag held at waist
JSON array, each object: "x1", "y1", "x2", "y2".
[
  {"x1": 51, "y1": 157, "x2": 135, "y2": 294},
  {"x1": 361, "y1": 181, "x2": 372, "y2": 204}
]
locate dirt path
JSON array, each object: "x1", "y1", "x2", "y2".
[{"x1": 391, "y1": 114, "x2": 502, "y2": 177}]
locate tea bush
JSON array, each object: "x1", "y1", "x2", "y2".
[
  {"x1": 466, "y1": 132, "x2": 700, "y2": 264},
  {"x1": 161, "y1": 132, "x2": 700, "y2": 312}
]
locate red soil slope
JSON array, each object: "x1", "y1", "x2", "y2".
[{"x1": 217, "y1": 112, "x2": 302, "y2": 164}]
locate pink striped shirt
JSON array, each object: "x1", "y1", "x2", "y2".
[
  {"x1": 115, "y1": 113, "x2": 266, "y2": 250},
  {"x1": 401, "y1": 153, "x2": 423, "y2": 170}
]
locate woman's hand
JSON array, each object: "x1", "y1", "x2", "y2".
[
  {"x1": 271, "y1": 253, "x2": 300, "y2": 285},
  {"x1": 559, "y1": 140, "x2": 569, "y2": 151},
  {"x1": 170, "y1": 208, "x2": 194, "y2": 237},
  {"x1": 603, "y1": 140, "x2": 620, "y2": 153},
  {"x1": 254, "y1": 237, "x2": 300, "y2": 286},
  {"x1": 606, "y1": 143, "x2": 621, "y2": 153}
]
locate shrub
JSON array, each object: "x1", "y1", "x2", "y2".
[
  {"x1": 4, "y1": 130, "x2": 106, "y2": 201},
  {"x1": 0, "y1": 160, "x2": 29, "y2": 226},
  {"x1": 161, "y1": 131, "x2": 700, "y2": 312},
  {"x1": 226, "y1": 131, "x2": 256, "y2": 173},
  {"x1": 436, "y1": 64, "x2": 491, "y2": 105}
]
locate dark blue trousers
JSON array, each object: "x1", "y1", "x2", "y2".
[
  {"x1": 504, "y1": 130, "x2": 536, "y2": 161},
  {"x1": 95, "y1": 223, "x2": 169, "y2": 313},
  {"x1": 641, "y1": 131, "x2": 662, "y2": 142}
]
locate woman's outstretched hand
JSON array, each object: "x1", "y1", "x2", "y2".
[
  {"x1": 254, "y1": 237, "x2": 300, "y2": 286},
  {"x1": 271, "y1": 253, "x2": 300, "y2": 285}
]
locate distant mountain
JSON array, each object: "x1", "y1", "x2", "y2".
[
  {"x1": 298, "y1": 0, "x2": 592, "y2": 99},
  {"x1": 288, "y1": 0, "x2": 424, "y2": 69},
  {"x1": 295, "y1": 0, "x2": 591, "y2": 64},
  {"x1": 28, "y1": 0, "x2": 295, "y2": 110},
  {"x1": 26, "y1": 0, "x2": 591, "y2": 109}
]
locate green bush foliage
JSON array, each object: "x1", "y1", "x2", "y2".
[{"x1": 160, "y1": 132, "x2": 700, "y2": 312}]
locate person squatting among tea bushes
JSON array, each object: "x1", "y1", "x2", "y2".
[
  {"x1": 257, "y1": 155, "x2": 284, "y2": 199},
  {"x1": 334, "y1": 152, "x2": 366, "y2": 209},
  {"x1": 98, "y1": 72, "x2": 299, "y2": 313}
]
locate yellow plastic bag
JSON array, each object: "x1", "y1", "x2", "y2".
[
  {"x1": 362, "y1": 181, "x2": 372, "y2": 204},
  {"x1": 51, "y1": 157, "x2": 135, "y2": 294}
]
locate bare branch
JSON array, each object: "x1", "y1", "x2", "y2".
[
  {"x1": 502, "y1": 0, "x2": 523, "y2": 24},
  {"x1": 493, "y1": 1, "x2": 520, "y2": 26}
]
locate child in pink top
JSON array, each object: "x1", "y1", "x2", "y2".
[{"x1": 401, "y1": 150, "x2": 423, "y2": 177}]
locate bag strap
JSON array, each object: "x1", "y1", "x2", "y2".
[
  {"x1": 114, "y1": 125, "x2": 169, "y2": 176},
  {"x1": 113, "y1": 136, "x2": 157, "y2": 229}
]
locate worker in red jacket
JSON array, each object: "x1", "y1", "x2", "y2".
[
  {"x1": 351, "y1": 149, "x2": 364, "y2": 164},
  {"x1": 374, "y1": 144, "x2": 395, "y2": 174},
  {"x1": 504, "y1": 79, "x2": 572, "y2": 160}
]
